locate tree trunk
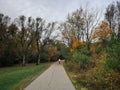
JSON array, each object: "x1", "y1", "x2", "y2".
[
  {"x1": 87, "y1": 42, "x2": 90, "y2": 50},
  {"x1": 37, "y1": 54, "x2": 40, "y2": 65},
  {"x1": 36, "y1": 40, "x2": 41, "y2": 65},
  {"x1": 118, "y1": 25, "x2": 120, "y2": 40},
  {"x1": 22, "y1": 54, "x2": 26, "y2": 66}
]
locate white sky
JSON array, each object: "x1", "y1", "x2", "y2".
[{"x1": 0, "y1": 0, "x2": 118, "y2": 22}]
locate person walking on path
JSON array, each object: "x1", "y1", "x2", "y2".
[{"x1": 58, "y1": 58, "x2": 61, "y2": 64}]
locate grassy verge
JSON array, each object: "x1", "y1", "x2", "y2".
[
  {"x1": 0, "y1": 63, "x2": 51, "y2": 90},
  {"x1": 64, "y1": 62, "x2": 88, "y2": 90}
]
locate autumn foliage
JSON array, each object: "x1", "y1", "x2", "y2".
[
  {"x1": 92, "y1": 21, "x2": 112, "y2": 42},
  {"x1": 66, "y1": 19, "x2": 120, "y2": 90},
  {"x1": 70, "y1": 39, "x2": 83, "y2": 52}
]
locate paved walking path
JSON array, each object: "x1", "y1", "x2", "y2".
[{"x1": 24, "y1": 62, "x2": 76, "y2": 90}]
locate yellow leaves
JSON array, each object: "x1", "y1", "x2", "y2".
[
  {"x1": 70, "y1": 39, "x2": 83, "y2": 52},
  {"x1": 73, "y1": 39, "x2": 83, "y2": 49},
  {"x1": 70, "y1": 48, "x2": 74, "y2": 52},
  {"x1": 92, "y1": 21, "x2": 112, "y2": 42}
]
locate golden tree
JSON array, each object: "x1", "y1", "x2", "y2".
[
  {"x1": 92, "y1": 21, "x2": 112, "y2": 43},
  {"x1": 70, "y1": 39, "x2": 83, "y2": 52}
]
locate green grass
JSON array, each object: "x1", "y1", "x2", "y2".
[{"x1": 0, "y1": 63, "x2": 51, "y2": 90}]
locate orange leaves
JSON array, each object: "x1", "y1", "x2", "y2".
[
  {"x1": 92, "y1": 21, "x2": 112, "y2": 42},
  {"x1": 72, "y1": 39, "x2": 83, "y2": 49},
  {"x1": 70, "y1": 48, "x2": 74, "y2": 52},
  {"x1": 70, "y1": 39, "x2": 83, "y2": 52}
]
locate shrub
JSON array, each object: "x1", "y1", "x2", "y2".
[
  {"x1": 105, "y1": 42, "x2": 120, "y2": 72},
  {"x1": 77, "y1": 67, "x2": 120, "y2": 90},
  {"x1": 65, "y1": 61, "x2": 79, "y2": 73},
  {"x1": 72, "y1": 51, "x2": 89, "y2": 70},
  {"x1": 0, "y1": 50, "x2": 16, "y2": 67},
  {"x1": 105, "y1": 58, "x2": 120, "y2": 72}
]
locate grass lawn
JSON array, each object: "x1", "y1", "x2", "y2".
[{"x1": 0, "y1": 63, "x2": 51, "y2": 90}]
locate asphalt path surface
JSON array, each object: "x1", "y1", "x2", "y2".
[{"x1": 24, "y1": 62, "x2": 75, "y2": 90}]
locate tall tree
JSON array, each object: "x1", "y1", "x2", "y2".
[
  {"x1": 18, "y1": 15, "x2": 26, "y2": 66},
  {"x1": 35, "y1": 17, "x2": 45, "y2": 65},
  {"x1": 17, "y1": 16, "x2": 35, "y2": 66},
  {"x1": 116, "y1": 1, "x2": 120, "y2": 39},
  {"x1": 37, "y1": 21, "x2": 56, "y2": 64},
  {"x1": 105, "y1": 1, "x2": 120, "y2": 40},
  {"x1": 60, "y1": 8, "x2": 100, "y2": 49},
  {"x1": 92, "y1": 21, "x2": 112, "y2": 45},
  {"x1": 0, "y1": 14, "x2": 19, "y2": 66}
]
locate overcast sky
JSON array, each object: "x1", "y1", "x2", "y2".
[{"x1": 0, "y1": 0, "x2": 118, "y2": 22}]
